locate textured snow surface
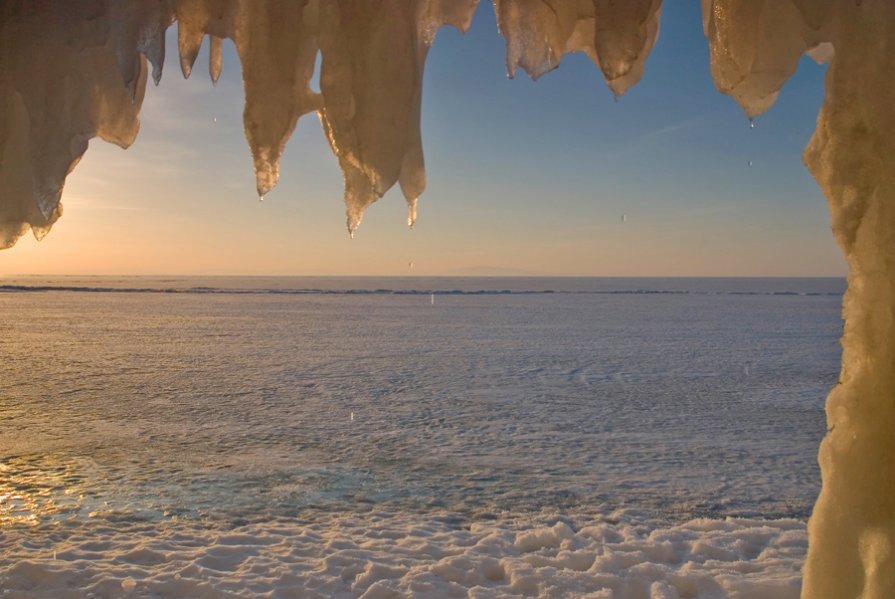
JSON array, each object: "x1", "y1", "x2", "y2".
[
  {"x1": 0, "y1": 278, "x2": 839, "y2": 525},
  {"x1": 0, "y1": 512, "x2": 806, "y2": 599},
  {"x1": 0, "y1": 277, "x2": 840, "y2": 597}
]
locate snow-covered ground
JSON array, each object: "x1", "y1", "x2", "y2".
[
  {"x1": 1, "y1": 511, "x2": 806, "y2": 599},
  {"x1": 0, "y1": 277, "x2": 843, "y2": 597}
]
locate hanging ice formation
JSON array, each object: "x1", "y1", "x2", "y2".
[{"x1": 1, "y1": 1, "x2": 894, "y2": 597}]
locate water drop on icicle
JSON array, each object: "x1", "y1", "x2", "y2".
[
  {"x1": 258, "y1": 195, "x2": 264, "y2": 203},
  {"x1": 748, "y1": 119, "x2": 755, "y2": 129}
]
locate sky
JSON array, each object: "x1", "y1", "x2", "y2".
[{"x1": 1, "y1": 2, "x2": 847, "y2": 277}]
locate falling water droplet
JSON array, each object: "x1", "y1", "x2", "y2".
[
  {"x1": 408, "y1": 261, "x2": 414, "y2": 270},
  {"x1": 748, "y1": 160, "x2": 753, "y2": 167},
  {"x1": 350, "y1": 411, "x2": 355, "y2": 422}
]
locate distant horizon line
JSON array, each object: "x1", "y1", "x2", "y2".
[{"x1": 1, "y1": 273, "x2": 847, "y2": 279}]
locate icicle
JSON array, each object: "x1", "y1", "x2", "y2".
[
  {"x1": 0, "y1": 1, "x2": 148, "y2": 248},
  {"x1": 317, "y1": 0, "x2": 477, "y2": 230},
  {"x1": 701, "y1": 0, "x2": 821, "y2": 118},
  {"x1": 592, "y1": 0, "x2": 663, "y2": 96},
  {"x1": 407, "y1": 198, "x2": 418, "y2": 229},
  {"x1": 209, "y1": 35, "x2": 223, "y2": 84},
  {"x1": 494, "y1": 0, "x2": 597, "y2": 80},
  {"x1": 233, "y1": 0, "x2": 319, "y2": 199}
]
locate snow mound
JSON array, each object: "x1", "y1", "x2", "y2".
[{"x1": 0, "y1": 512, "x2": 806, "y2": 599}]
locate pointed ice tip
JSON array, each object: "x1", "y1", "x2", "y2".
[
  {"x1": 347, "y1": 217, "x2": 360, "y2": 239},
  {"x1": 256, "y1": 180, "x2": 275, "y2": 200},
  {"x1": 407, "y1": 200, "x2": 418, "y2": 229}
]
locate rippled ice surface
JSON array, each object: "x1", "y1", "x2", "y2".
[{"x1": 0, "y1": 277, "x2": 843, "y2": 526}]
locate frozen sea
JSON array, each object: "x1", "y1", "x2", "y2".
[{"x1": 0, "y1": 276, "x2": 844, "y2": 598}]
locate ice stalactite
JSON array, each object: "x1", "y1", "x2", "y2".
[
  {"x1": 701, "y1": 0, "x2": 833, "y2": 119},
  {"x1": 317, "y1": 0, "x2": 478, "y2": 235},
  {"x1": 0, "y1": 1, "x2": 158, "y2": 248},
  {"x1": 172, "y1": 0, "x2": 320, "y2": 200},
  {"x1": 494, "y1": 0, "x2": 662, "y2": 96},
  {"x1": 147, "y1": 0, "x2": 481, "y2": 234},
  {"x1": 2, "y1": 2, "x2": 895, "y2": 595}
]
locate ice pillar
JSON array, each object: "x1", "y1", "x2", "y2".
[{"x1": 802, "y1": 1, "x2": 895, "y2": 597}]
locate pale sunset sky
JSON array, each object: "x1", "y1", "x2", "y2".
[{"x1": 1, "y1": 2, "x2": 846, "y2": 277}]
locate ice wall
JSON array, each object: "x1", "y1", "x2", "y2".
[
  {"x1": 800, "y1": 2, "x2": 895, "y2": 597},
  {"x1": 1, "y1": 1, "x2": 893, "y2": 596}
]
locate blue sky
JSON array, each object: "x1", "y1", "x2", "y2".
[{"x1": 1, "y1": 2, "x2": 846, "y2": 276}]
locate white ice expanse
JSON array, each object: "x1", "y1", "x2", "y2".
[
  {"x1": 2, "y1": 2, "x2": 895, "y2": 597},
  {"x1": 0, "y1": 277, "x2": 842, "y2": 598}
]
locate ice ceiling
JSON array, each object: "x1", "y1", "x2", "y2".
[{"x1": 1, "y1": 1, "x2": 893, "y2": 597}]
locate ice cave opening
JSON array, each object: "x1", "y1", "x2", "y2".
[{"x1": 1, "y1": 1, "x2": 893, "y2": 597}]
